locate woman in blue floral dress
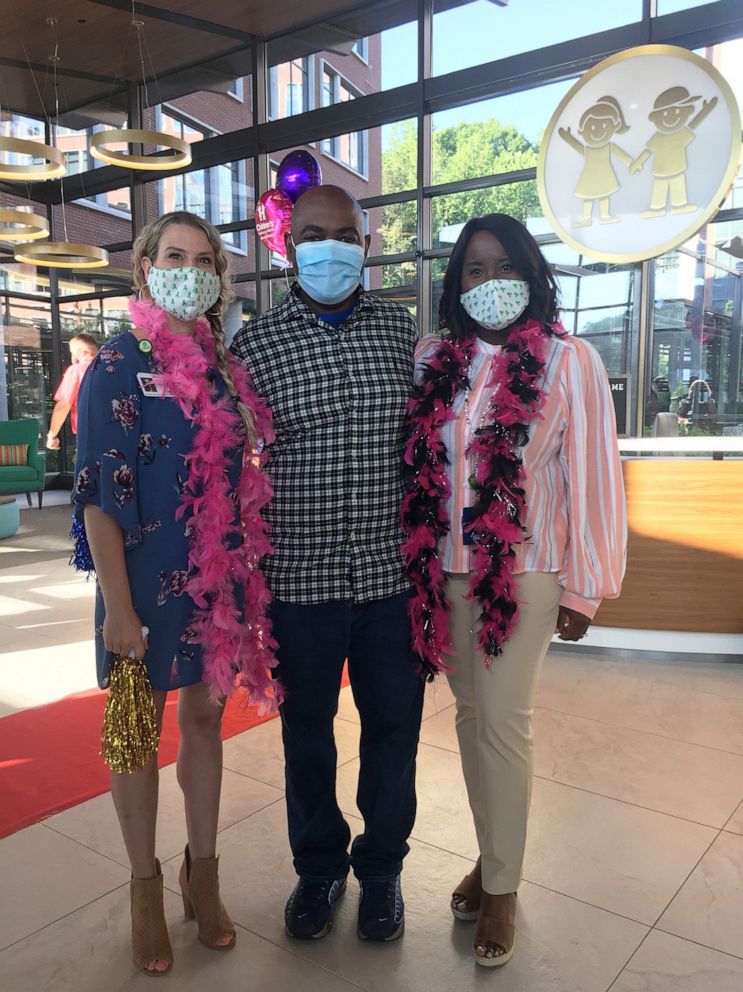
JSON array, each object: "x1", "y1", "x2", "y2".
[
  {"x1": 77, "y1": 340, "x2": 208, "y2": 691},
  {"x1": 73, "y1": 211, "x2": 278, "y2": 976}
]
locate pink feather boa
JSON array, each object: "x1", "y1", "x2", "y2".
[
  {"x1": 401, "y1": 319, "x2": 553, "y2": 677},
  {"x1": 129, "y1": 296, "x2": 281, "y2": 710}
]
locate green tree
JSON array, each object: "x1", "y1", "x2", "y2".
[
  {"x1": 380, "y1": 121, "x2": 418, "y2": 261},
  {"x1": 380, "y1": 119, "x2": 542, "y2": 287}
]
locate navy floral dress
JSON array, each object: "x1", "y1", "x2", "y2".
[{"x1": 73, "y1": 331, "x2": 243, "y2": 691}]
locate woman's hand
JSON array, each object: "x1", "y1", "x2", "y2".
[
  {"x1": 84, "y1": 506, "x2": 147, "y2": 659},
  {"x1": 103, "y1": 607, "x2": 148, "y2": 659},
  {"x1": 555, "y1": 606, "x2": 591, "y2": 641}
]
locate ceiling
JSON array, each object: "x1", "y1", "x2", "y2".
[{"x1": 0, "y1": 0, "x2": 480, "y2": 127}]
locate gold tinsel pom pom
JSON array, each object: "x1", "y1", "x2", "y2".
[{"x1": 101, "y1": 656, "x2": 159, "y2": 774}]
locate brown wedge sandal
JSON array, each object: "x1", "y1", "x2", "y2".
[
  {"x1": 179, "y1": 845, "x2": 236, "y2": 951},
  {"x1": 130, "y1": 859, "x2": 173, "y2": 977},
  {"x1": 450, "y1": 856, "x2": 482, "y2": 921},
  {"x1": 473, "y1": 891, "x2": 517, "y2": 967}
]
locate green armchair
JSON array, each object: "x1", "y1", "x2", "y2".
[{"x1": 0, "y1": 418, "x2": 46, "y2": 508}]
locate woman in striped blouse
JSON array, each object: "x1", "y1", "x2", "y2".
[{"x1": 401, "y1": 213, "x2": 626, "y2": 968}]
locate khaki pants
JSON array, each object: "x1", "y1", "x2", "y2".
[{"x1": 445, "y1": 571, "x2": 561, "y2": 894}]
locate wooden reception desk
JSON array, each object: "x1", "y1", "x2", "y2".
[{"x1": 594, "y1": 447, "x2": 743, "y2": 634}]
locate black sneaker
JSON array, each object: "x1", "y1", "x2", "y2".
[
  {"x1": 357, "y1": 874, "x2": 405, "y2": 941},
  {"x1": 284, "y1": 876, "x2": 347, "y2": 939}
]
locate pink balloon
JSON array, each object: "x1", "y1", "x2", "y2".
[{"x1": 255, "y1": 188, "x2": 293, "y2": 255}]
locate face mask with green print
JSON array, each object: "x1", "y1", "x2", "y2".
[
  {"x1": 460, "y1": 278, "x2": 530, "y2": 331},
  {"x1": 147, "y1": 266, "x2": 221, "y2": 322}
]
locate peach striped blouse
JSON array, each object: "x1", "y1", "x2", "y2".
[{"x1": 414, "y1": 332, "x2": 627, "y2": 618}]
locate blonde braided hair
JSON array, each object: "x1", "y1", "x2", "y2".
[{"x1": 132, "y1": 211, "x2": 256, "y2": 445}]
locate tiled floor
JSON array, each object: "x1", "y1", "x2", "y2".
[{"x1": 2, "y1": 506, "x2": 743, "y2": 989}]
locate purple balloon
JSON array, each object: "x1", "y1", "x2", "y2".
[{"x1": 276, "y1": 150, "x2": 322, "y2": 203}]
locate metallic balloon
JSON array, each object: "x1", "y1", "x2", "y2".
[
  {"x1": 255, "y1": 188, "x2": 294, "y2": 255},
  {"x1": 275, "y1": 150, "x2": 322, "y2": 203}
]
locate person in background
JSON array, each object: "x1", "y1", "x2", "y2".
[
  {"x1": 72, "y1": 211, "x2": 278, "y2": 976},
  {"x1": 231, "y1": 185, "x2": 424, "y2": 944},
  {"x1": 46, "y1": 333, "x2": 98, "y2": 451},
  {"x1": 402, "y1": 213, "x2": 627, "y2": 968},
  {"x1": 646, "y1": 375, "x2": 673, "y2": 433}
]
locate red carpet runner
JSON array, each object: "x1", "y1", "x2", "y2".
[{"x1": 0, "y1": 689, "x2": 278, "y2": 839}]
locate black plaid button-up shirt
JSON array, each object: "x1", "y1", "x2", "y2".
[{"x1": 231, "y1": 285, "x2": 416, "y2": 604}]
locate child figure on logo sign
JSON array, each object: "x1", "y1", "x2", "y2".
[
  {"x1": 629, "y1": 86, "x2": 717, "y2": 217},
  {"x1": 558, "y1": 96, "x2": 633, "y2": 228}
]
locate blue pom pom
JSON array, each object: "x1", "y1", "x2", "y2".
[{"x1": 69, "y1": 514, "x2": 95, "y2": 574}]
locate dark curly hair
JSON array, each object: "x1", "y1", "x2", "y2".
[{"x1": 439, "y1": 213, "x2": 559, "y2": 338}]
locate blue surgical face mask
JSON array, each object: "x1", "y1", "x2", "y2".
[{"x1": 293, "y1": 239, "x2": 366, "y2": 306}]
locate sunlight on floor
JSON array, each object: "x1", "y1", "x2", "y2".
[{"x1": 1, "y1": 494, "x2": 742, "y2": 990}]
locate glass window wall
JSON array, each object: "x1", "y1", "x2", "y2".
[
  {"x1": 646, "y1": 219, "x2": 743, "y2": 439},
  {"x1": 320, "y1": 66, "x2": 367, "y2": 176},
  {"x1": 157, "y1": 154, "x2": 253, "y2": 253},
  {"x1": 432, "y1": 181, "x2": 542, "y2": 249},
  {"x1": 1, "y1": 295, "x2": 54, "y2": 462},
  {"x1": 1, "y1": 2, "x2": 741, "y2": 464},
  {"x1": 430, "y1": 80, "x2": 574, "y2": 184},
  {"x1": 161, "y1": 80, "x2": 253, "y2": 135},
  {"x1": 55, "y1": 125, "x2": 132, "y2": 214},
  {"x1": 269, "y1": 57, "x2": 311, "y2": 120},
  {"x1": 432, "y1": 0, "x2": 643, "y2": 77},
  {"x1": 657, "y1": 0, "x2": 718, "y2": 13}
]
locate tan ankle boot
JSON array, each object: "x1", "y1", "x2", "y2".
[
  {"x1": 179, "y1": 845, "x2": 236, "y2": 950},
  {"x1": 130, "y1": 859, "x2": 173, "y2": 976}
]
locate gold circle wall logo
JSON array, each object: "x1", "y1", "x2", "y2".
[{"x1": 537, "y1": 45, "x2": 741, "y2": 264}]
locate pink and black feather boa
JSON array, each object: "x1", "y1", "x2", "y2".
[
  {"x1": 131, "y1": 297, "x2": 281, "y2": 710},
  {"x1": 400, "y1": 318, "x2": 552, "y2": 678}
]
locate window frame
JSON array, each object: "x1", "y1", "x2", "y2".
[
  {"x1": 227, "y1": 77, "x2": 245, "y2": 102},
  {"x1": 156, "y1": 107, "x2": 247, "y2": 251},
  {"x1": 352, "y1": 36, "x2": 369, "y2": 63},
  {"x1": 318, "y1": 60, "x2": 369, "y2": 179},
  {"x1": 268, "y1": 56, "x2": 312, "y2": 121}
]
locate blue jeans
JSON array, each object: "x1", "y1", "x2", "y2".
[{"x1": 271, "y1": 591, "x2": 425, "y2": 881}]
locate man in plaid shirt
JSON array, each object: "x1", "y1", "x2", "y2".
[{"x1": 231, "y1": 185, "x2": 424, "y2": 943}]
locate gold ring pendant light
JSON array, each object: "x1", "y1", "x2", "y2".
[
  {"x1": 0, "y1": 136, "x2": 66, "y2": 180},
  {"x1": 90, "y1": 128, "x2": 191, "y2": 170},
  {"x1": 89, "y1": 16, "x2": 191, "y2": 172},
  {"x1": 14, "y1": 241, "x2": 109, "y2": 268},
  {"x1": 9, "y1": 19, "x2": 108, "y2": 270},
  {"x1": 0, "y1": 209, "x2": 50, "y2": 242}
]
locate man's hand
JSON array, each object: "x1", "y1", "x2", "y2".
[
  {"x1": 555, "y1": 606, "x2": 591, "y2": 641},
  {"x1": 46, "y1": 434, "x2": 61, "y2": 450}
]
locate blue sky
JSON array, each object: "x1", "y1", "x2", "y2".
[
  {"x1": 381, "y1": 0, "x2": 645, "y2": 89},
  {"x1": 379, "y1": 0, "x2": 721, "y2": 140}
]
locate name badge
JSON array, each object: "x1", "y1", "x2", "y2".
[
  {"x1": 136, "y1": 372, "x2": 172, "y2": 398},
  {"x1": 462, "y1": 506, "x2": 475, "y2": 545}
]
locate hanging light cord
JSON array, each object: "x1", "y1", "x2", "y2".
[
  {"x1": 133, "y1": 4, "x2": 151, "y2": 113},
  {"x1": 8, "y1": 5, "x2": 52, "y2": 201},
  {"x1": 48, "y1": 21, "x2": 69, "y2": 242},
  {"x1": 132, "y1": 0, "x2": 165, "y2": 124}
]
